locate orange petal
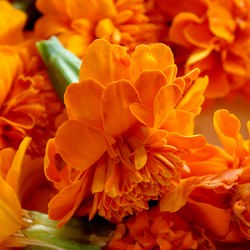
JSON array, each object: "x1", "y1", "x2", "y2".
[
  {"x1": 102, "y1": 80, "x2": 139, "y2": 137},
  {"x1": 184, "y1": 21, "x2": 215, "y2": 48},
  {"x1": 48, "y1": 173, "x2": 91, "y2": 227},
  {"x1": 186, "y1": 200, "x2": 232, "y2": 238},
  {"x1": 0, "y1": 175, "x2": 23, "y2": 242},
  {"x1": 207, "y1": 2, "x2": 236, "y2": 42},
  {"x1": 169, "y1": 12, "x2": 202, "y2": 47},
  {"x1": 177, "y1": 76, "x2": 208, "y2": 115},
  {"x1": 162, "y1": 110, "x2": 195, "y2": 135},
  {"x1": 167, "y1": 133, "x2": 206, "y2": 149},
  {"x1": 160, "y1": 177, "x2": 199, "y2": 212},
  {"x1": 55, "y1": 120, "x2": 107, "y2": 171},
  {"x1": 0, "y1": 48, "x2": 22, "y2": 106},
  {"x1": 44, "y1": 138, "x2": 64, "y2": 183},
  {"x1": 6, "y1": 137, "x2": 31, "y2": 193},
  {"x1": 130, "y1": 43, "x2": 174, "y2": 81},
  {"x1": 65, "y1": 79, "x2": 104, "y2": 128},
  {"x1": 153, "y1": 84, "x2": 182, "y2": 129},
  {"x1": 134, "y1": 70, "x2": 166, "y2": 108},
  {"x1": 80, "y1": 39, "x2": 130, "y2": 86},
  {"x1": 213, "y1": 109, "x2": 242, "y2": 155},
  {"x1": 129, "y1": 103, "x2": 154, "y2": 127},
  {"x1": 36, "y1": 0, "x2": 68, "y2": 16}
]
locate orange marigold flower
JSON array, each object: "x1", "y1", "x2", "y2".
[
  {"x1": 160, "y1": 109, "x2": 250, "y2": 243},
  {"x1": 0, "y1": 40, "x2": 64, "y2": 155},
  {"x1": 107, "y1": 206, "x2": 215, "y2": 250},
  {"x1": 34, "y1": 0, "x2": 167, "y2": 57},
  {"x1": 0, "y1": 1, "x2": 27, "y2": 45},
  {"x1": 45, "y1": 39, "x2": 207, "y2": 226},
  {"x1": 162, "y1": 0, "x2": 250, "y2": 99}
]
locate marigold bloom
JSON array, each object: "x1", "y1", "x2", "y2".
[
  {"x1": 34, "y1": 0, "x2": 167, "y2": 57},
  {"x1": 161, "y1": 0, "x2": 250, "y2": 99},
  {"x1": 45, "y1": 39, "x2": 207, "y2": 226},
  {"x1": 160, "y1": 109, "x2": 250, "y2": 243},
  {"x1": 0, "y1": 1, "x2": 27, "y2": 45},
  {"x1": 108, "y1": 206, "x2": 215, "y2": 250},
  {"x1": 0, "y1": 40, "x2": 64, "y2": 155}
]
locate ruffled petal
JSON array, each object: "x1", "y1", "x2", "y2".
[
  {"x1": 65, "y1": 79, "x2": 104, "y2": 128},
  {"x1": 55, "y1": 120, "x2": 107, "y2": 171},
  {"x1": 213, "y1": 109, "x2": 243, "y2": 156},
  {"x1": 80, "y1": 39, "x2": 130, "y2": 85},
  {"x1": 102, "y1": 80, "x2": 139, "y2": 137},
  {"x1": 153, "y1": 84, "x2": 182, "y2": 129},
  {"x1": 130, "y1": 43, "x2": 174, "y2": 81}
]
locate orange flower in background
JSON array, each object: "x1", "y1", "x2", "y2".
[
  {"x1": 0, "y1": 1, "x2": 26, "y2": 45},
  {"x1": 160, "y1": 0, "x2": 250, "y2": 99},
  {"x1": 108, "y1": 206, "x2": 215, "y2": 250},
  {"x1": 0, "y1": 39, "x2": 64, "y2": 156},
  {"x1": 159, "y1": 109, "x2": 250, "y2": 243},
  {"x1": 44, "y1": 39, "x2": 207, "y2": 226},
  {"x1": 34, "y1": 0, "x2": 167, "y2": 57}
]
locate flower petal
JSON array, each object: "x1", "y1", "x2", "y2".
[
  {"x1": 0, "y1": 175, "x2": 23, "y2": 242},
  {"x1": 102, "y1": 80, "x2": 139, "y2": 136},
  {"x1": 48, "y1": 173, "x2": 91, "y2": 227},
  {"x1": 55, "y1": 120, "x2": 107, "y2": 171},
  {"x1": 80, "y1": 39, "x2": 130, "y2": 85},
  {"x1": 213, "y1": 109, "x2": 242, "y2": 155},
  {"x1": 153, "y1": 84, "x2": 182, "y2": 129},
  {"x1": 130, "y1": 43, "x2": 174, "y2": 81},
  {"x1": 134, "y1": 70, "x2": 167, "y2": 108},
  {"x1": 65, "y1": 79, "x2": 104, "y2": 128}
]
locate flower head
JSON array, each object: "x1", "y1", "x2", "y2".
[
  {"x1": 34, "y1": 0, "x2": 167, "y2": 56},
  {"x1": 0, "y1": 39, "x2": 64, "y2": 155},
  {"x1": 162, "y1": 0, "x2": 250, "y2": 99},
  {"x1": 45, "y1": 39, "x2": 207, "y2": 226},
  {"x1": 159, "y1": 109, "x2": 250, "y2": 243}
]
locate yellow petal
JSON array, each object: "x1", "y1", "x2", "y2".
[
  {"x1": 134, "y1": 146, "x2": 147, "y2": 170},
  {"x1": 0, "y1": 175, "x2": 23, "y2": 242},
  {"x1": 6, "y1": 137, "x2": 31, "y2": 193}
]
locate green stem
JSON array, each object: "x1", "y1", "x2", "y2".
[
  {"x1": 20, "y1": 211, "x2": 114, "y2": 250},
  {"x1": 36, "y1": 37, "x2": 81, "y2": 102}
]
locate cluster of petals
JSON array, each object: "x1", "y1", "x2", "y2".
[
  {"x1": 158, "y1": 109, "x2": 250, "y2": 245},
  {"x1": 45, "y1": 38, "x2": 208, "y2": 226},
  {"x1": 157, "y1": 0, "x2": 250, "y2": 99},
  {"x1": 108, "y1": 206, "x2": 215, "y2": 250},
  {"x1": 0, "y1": 40, "x2": 64, "y2": 155},
  {"x1": 34, "y1": 0, "x2": 167, "y2": 57}
]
